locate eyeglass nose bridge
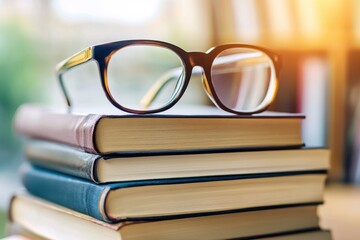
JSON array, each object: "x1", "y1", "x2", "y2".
[
  {"x1": 188, "y1": 52, "x2": 210, "y2": 69},
  {"x1": 187, "y1": 52, "x2": 217, "y2": 106}
]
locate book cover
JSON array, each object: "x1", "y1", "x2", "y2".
[
  {"x1": 22, "y1": 165, "x2": 326, "y2": 223},
  {"x1": 24, "y1": 140, "x2": 330, "y2": 183},
  {"x1": 14, "y1": 104, "x2": 305, "y2": 154}
]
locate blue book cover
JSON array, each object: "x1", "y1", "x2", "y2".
[{"x1": 22, "y1": 165, "x2": 326, "y2": 223}]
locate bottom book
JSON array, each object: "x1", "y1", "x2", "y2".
[{"x1": 9, "y1": 194, "x2": 331, "y2": 240}]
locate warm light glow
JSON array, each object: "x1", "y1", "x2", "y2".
[
  {"x1": 354, "y1": 0, "x2": 360, "y2": 43},
  {"x1": 52, "y1": 0, "x2": 164, "y2": 24},
  {"x1": 264, "y1": 0, "x2": 294, "y2": 39},
  {"x1": 295, "y1": 0, "x2": 321, "y2": 40}
]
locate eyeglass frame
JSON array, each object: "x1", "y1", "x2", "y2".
[{"x1": 56, "y1": 39, "x2": 282, "y2": 114}]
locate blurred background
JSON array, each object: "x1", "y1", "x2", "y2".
[{"x1": 0, "y1": 0, "x2": 360, "y2": 237}]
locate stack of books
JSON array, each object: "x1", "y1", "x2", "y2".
[{"x1": 8, "y1": 103, "x2": 332, "y2": 239}]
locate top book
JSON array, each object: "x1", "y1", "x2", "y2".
[{"x1": 14, "y1": 104, "x2": 304, "y2": 155}]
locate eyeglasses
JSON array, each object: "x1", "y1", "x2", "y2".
[{"x1": 56, "y1": 40, "x2": 281, "y2": 114}]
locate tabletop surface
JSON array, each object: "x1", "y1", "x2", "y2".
[{"x1": 320, "y1": 183, "x2": 360, "y2": 240}]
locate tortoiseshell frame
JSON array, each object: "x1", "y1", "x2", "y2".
[{"x1": 56, "y1": 39, "x2": 282, "y2": 114}]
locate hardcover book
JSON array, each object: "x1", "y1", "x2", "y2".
[
  {"x1": 25, "y1": 140, "x2": 330, "y2": 183},
  {"x1": 22, "y1": 165, "x2": 327, "y2": 222},
  {"x1": 14, "y1": 104, "x2": 304, "y2": 154},
  {"x1": 10, "y1": 194, "x2": 330, "y2": 240}
]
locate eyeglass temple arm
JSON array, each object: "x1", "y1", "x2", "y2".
[
  {"x1": 140, "y1": 52, "x2": 264, "y2": 108},
  {"x1": 56, "y1": 47, "x2": 93, "y2": 107}
]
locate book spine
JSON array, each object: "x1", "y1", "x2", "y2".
[
  {"x1": 25, "y1": 140, "x2": 101, "y2": 183},
  {"x1": 13, "y1": 104, "x2": 101, "y2": 154},
  {"x1": 21, "y1": 165, "x2": 111, "y2": 222}
]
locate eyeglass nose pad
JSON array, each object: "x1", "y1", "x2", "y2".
[{"x1": 201, "y1": 72, "x2": 217, "y2": 105}]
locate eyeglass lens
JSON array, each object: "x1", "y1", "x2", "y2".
[
  {"x1": 107, "y1": 45, "x2": 185, "y2": 111},
  {"x1": 211, "y1": 48, "x2": 274, "y2": 112}
]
